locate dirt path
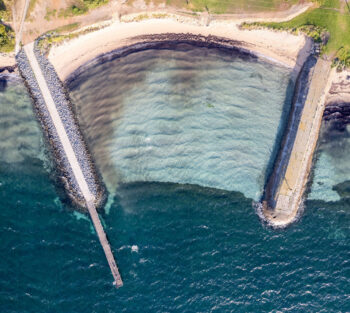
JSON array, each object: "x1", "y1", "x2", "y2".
[{"x1": 15, "y1": 0, "x2": 30, "y2": 53}]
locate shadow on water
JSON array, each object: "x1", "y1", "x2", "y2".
[
  {"x1": 261, "y1": 77, "x2": 295, "y2": 200},
  {"x1": 0, "y1": 78, "x2": 8, "y2": 92},
  {"x1": 319, "y1": 120, "x2": 350, "y2": 159},
  {"x1": 262, "y1": 54, "x2": 318, "y2": 207},
  {"x1": 307, "y1": 118, "x2": 350, "y2": 200},
  {"x1": 112, "y1": 180, "x2": 248, "y2": 215}
]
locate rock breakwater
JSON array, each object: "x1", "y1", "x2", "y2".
[
  {"x1": 323, "y1": 71, "x2": 350, "y2": 129},
  {"x1": 16, "y1": 43, "x2": 106, "y2": 211}
]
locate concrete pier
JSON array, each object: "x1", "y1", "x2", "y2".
[
  {"x1": 18, "y1": 42, "x2": 123, "y2": 287},
  {"x1": 263, "y1": 58, "x2": 334, "y2": 227}
]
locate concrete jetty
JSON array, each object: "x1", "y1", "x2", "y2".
[
  {"x1": 263, "y1": 57, "x2": 334, "y2": 227},
  {"x1": 18, "y1": 41, "x2": 105, "y2": 209},
  {"x1": 17, "y1": 42, "x2": 123, "y2": 287}
]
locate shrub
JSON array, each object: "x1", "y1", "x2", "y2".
[{"x1": 0, "y1": 23, "x2": 14, "y2": 52}]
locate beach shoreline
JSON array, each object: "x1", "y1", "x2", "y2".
[
  {"x1": 47, "y1": 16, "x2": 313, "y2": 81},
  {"x1": 63, "y1": 33, "x2": 293, "y2": 85}
]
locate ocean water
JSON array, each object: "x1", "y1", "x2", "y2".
[
  {"x1": 310, "y1": 121, "x2": 350, "y2": 201},
  {"x1": 68, "y1": 44, "x2": 293, "y2": 201},
  {"x1": 0, "y1": 45, "x2": 350, "y2": 312}
]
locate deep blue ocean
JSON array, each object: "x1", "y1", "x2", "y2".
[{"x1": 1, "y1": 44, "x2": 349, "y2": 312}]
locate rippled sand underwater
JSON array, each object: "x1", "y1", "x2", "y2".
[
  {"x1": 0, "y1": 44, "x2": 350, "y2": 312},
  {"x1": 69, "y1": 43, "x2": 293, "y2": 201}
]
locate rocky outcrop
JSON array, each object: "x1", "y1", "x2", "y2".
[{"x1": 323, "y1": 70, "x2": 350, "y2": 129}]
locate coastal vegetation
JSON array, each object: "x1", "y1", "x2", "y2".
[
  {"x1": 0, "y1": 1, "x2": 14, "y2": 52},
  {"x1": 0, "y1": 0, "x2": 11, "y2": 21},
  {"x1": 37, "y1": 23, "x2": 100, "y2": 54},
  {"x1": 0, "y1": 23, "x2": 14, "y2": 52},
  {"x1": 241, "y1": 0, "x2": 350, "y2": 68},
  {"x1": 123, "y1": 13, "x2": 169, "y2": 22},
  {"x1": 127, "y1": 0, "x2": 300, "y2": 14},
  {"x1": 59, "y1": 0, "x2": 109, "y2": 17}
]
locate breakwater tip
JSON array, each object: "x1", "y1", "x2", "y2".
[{"x1": 113, "y1": 279, "x2": 124, "y2": 288}]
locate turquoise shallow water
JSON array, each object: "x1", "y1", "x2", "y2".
[
  {"x1": 68, "y1": 44, "x2": 293, "y2": 201},
  {"x1": 1, "y1": 45, "x2": 350, "y2": 312},
  {"x1": 310, "y1": 122, "x2": 350, "y2": 201}
]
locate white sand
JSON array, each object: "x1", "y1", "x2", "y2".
[
  {"x1": 0, "y1": 53, "x2": 16, "y2": 68},
  {"x1": 48, "y1": 16, "x2": 313, "y2": 81}
]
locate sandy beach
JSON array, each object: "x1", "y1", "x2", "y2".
[
  {"x1": 0, "y1": 53, "x2": 17, "y2": 71},
  {"x1": 48, "y1": 15, "x2": 313, "y2": 81}
]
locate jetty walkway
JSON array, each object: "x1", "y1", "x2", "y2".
[
  {"x1": 263, "y1": 58, "x2": 334, "y2": 227},
  {"x1": 18, "y1": 42, "x2": 123, "y2": 287}
]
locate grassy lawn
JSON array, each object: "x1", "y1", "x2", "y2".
[
  {"x1": 189, "y1": 0, "x2": 300, "y2": 13},
  {"x1": 128, "y1": 0, "x2": 301, "y2": 14},
  {"x1": 242, "y1": 0, "x2": 350, "y2": 67}
]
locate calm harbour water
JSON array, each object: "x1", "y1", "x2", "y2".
[{"x1": 1, "y1": 44, "x2": 349, "y2": 312}]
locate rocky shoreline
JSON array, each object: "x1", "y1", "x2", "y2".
[
  {"x1": 323, "y1": 72, "x2": 350, "y2": 129},
  {"x1": 0, "y1": 65, "x2": 17, "y2": 75},
  {"x1": 16, "y1": 43, "x2": 106, "y2": 211},
  {"x1": 323, "y1": 101, "x2": 350, "y2": 128}
]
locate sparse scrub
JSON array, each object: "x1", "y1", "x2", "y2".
[
  {"x1": 124, "y1": 13, "x2": 169, "y2": 22},
  {"x1": 0, "y1": 0, "x2": 13, "y2": 21},
  {"x1": 26, "y1": 0, "x2": 38, "y2": 18},
  {"x1": 59, "y1": 4, "x2": 88, "y2": 18},
  {"x1": 54, "y1": 23, "x2": 81, "y2": 33},
  {"x1": 45, "y1": 8, "x2": 57, "y2": 21},
  {"x1": 83, "y1": 0, "x2": 109, "y2": 9},
  {"x1": 37, "y1": 24, "x2": 100, "y2": 54},
  {"x1": 59, "y1": 0, "x2": 109, "y2": 18}
]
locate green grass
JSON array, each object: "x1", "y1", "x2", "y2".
[
  {"x1": 189, "y1": 0, "x2": 300, "y2": 14},
  {"x1": 242, "y1": 0, "x2": 350, "y2": 68},
  {"x1": 53, "y1": 22, "x2": 81, "y2": 33},
  {"x1": 127, "y1": 0, "x2": 300, "y2": 14}
]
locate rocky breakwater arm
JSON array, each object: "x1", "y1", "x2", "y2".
[
  {"x1": 263, "y1": 57, "x2": 334, "y2": 228},
  {"x1": 16, "y1": 41, "x2": 106, "y2": 210},
  {"x1": 17, "y1": 42, "x2": 122, "y2": 287}
]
